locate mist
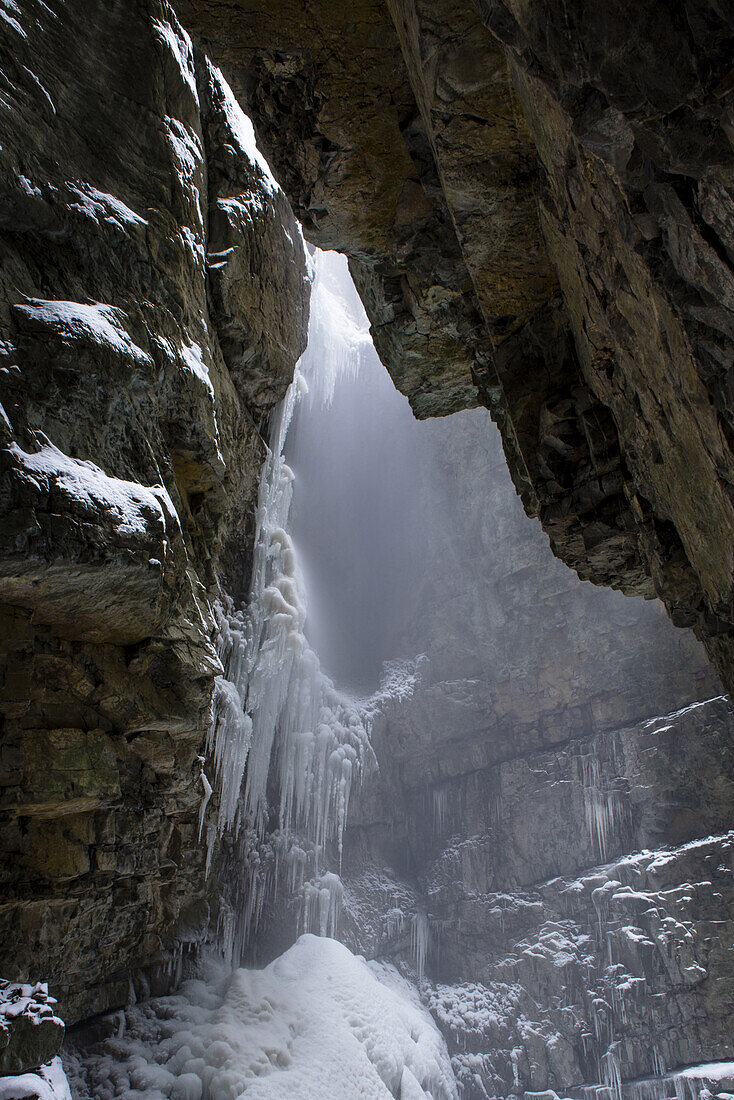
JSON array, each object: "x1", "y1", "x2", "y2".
[{"x1": 285, "y1": 249, "x2": 438, "y2": 691}]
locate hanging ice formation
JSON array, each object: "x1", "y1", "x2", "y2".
[
  {"x1": 204, "y1": 249, "x2": 425, "y2": 950},
  {"x1": 240, "y1": 250, "x2": 378, "y2": 859},
  {"x1": 578, "y1": 742, "x2": 627, "y2": 863},
  {"x1": 411, "y1": 910, "x2": 430, "y2": 983}
]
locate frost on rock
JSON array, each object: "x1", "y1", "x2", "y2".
[{"x1": 67, "y1": 935, "x2": 458, "y2": 1100}]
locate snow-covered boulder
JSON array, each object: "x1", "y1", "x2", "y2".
[{"x1": 0, "y1": 983, "x2": 63, "y2": 1076}]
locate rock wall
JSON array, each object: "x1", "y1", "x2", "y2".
[
  {"x1": 0, "y1": 0, "x2": 308, "y2": 1024},
  {"x1": 175, "y1": 0, "x2": 734, "y2": 693},
  {"x1": 334, "y1": 412, "x2": 734, "y2": 1099}
]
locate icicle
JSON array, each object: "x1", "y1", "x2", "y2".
[
  {"x1": 197, "y1": 756, "x2": 212, "y2": 841},
  {"x1": 578, "y1": 741, "x2": 626, "y2": 863},
  {"x1": 411, "y1": 910, "x2": 430, "y2": 982},
  {"x1": 205, "y1": 822, "x2": 216, "y2": 878},
  {"x1": 207, "y1": 675, "x2": 252, "y2": 833},
  {"x1": 602, "y1": 1043, "x2": 623, "y2": 1100},
  {"x1": 386, "y1": 907, "x2": 405, "y2": 937},
  {"x1": 433, "y1": 786, "x2": 448, "y2": 833}
]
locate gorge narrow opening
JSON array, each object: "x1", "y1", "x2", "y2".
[{"x1": 3, "y1": 9, "x2": 733, "y2": 1098}]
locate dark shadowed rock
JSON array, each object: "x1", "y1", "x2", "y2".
[
  {"x1": 175, "y1": 0, "x2": 734, "y2": 692},
  {"x1": 0, "y1": 0, "x2": 307, "y2": 1023}
]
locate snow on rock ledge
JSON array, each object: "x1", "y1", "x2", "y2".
[
  {"x1": 0, "y1": 440, "x2": 182, "y2": 643},
  {"x1": 0, "y1": 1058, "x2": 72, "y2": 1100},
  {"x1": 67, "y1": 935, "x2": 458, "y2": 1099}
]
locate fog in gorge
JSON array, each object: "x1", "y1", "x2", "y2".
[
  {"x1": 285, "y1": 249, "x2": 437, "y2": 691},
  {"x1": 283, "y1": 249, "x2": 697, "y2": 704},
  {"x1": 57, "y1": 244, "x2": 729, "y2": 1100}
]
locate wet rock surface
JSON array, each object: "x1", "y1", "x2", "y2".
[{"x1": 0, "y1": 0, "x2": 307, "y2": 1023}]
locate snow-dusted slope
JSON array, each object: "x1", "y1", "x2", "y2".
[{"x1": 67, "y1": 935, "x2": 457, "y2": 1100}]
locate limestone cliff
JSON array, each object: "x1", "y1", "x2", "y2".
[
  {"x1": 337, "y1": 413, "x2": 733, "y2": 1100},
  {"x1": 0, "y1": 0, "x2": 308, "y2": 1023}
]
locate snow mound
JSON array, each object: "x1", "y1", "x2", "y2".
[{"x1": 68, "y1": 936, "x2": 457, "y2": 1100}]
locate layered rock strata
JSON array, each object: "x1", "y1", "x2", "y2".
[{"x1": 0, "y1": 0, "x2": 308, "y2": 1023}]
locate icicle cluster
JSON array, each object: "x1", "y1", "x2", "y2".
[
  {"x1": 202, "y1": 600, "x2": 251, "y2": 836},
  {"x1": 298, "y1": 248, "x2": 372, "y2": 410},
  {"x1": 433, "y1": 786, "x2": 449, "y2": 834},
  {"x1": 300, "y1": 871, "x2": 344, "y2": 937},
  {"x1": 578, "y1": 745, "x2": 626, "y2": 863},
  {"x1": 411, "y1": 910, "x2": 430, "y2": 983}
]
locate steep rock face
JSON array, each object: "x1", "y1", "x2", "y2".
[
  {"x1": 0, "y1": 0, "x2": 307, "y2": 1023},
  {"x1": 175, "y1": 0, "x2": 734, "y2": 691},
  {"x1": 232, "y1": 398, "x2": 731, "y2": 1097},
  {"x1": 335, "y1": 413, "x2": 733, "y2": 1099},
  {"x1": 478, "y1": 0, "x2": 734, "y2": 700}
]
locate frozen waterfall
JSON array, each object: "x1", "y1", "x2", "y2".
[
  {"x1": 208, "y1": 253, "x2": 375, "y2": 861},
  {"x1": 205, "y1": 248, "x2": 428, "y2": 956},
  {"x1": 67, "y1": 247, "x2": 458, "y2": 1100}
]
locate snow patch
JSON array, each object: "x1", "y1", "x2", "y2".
[
  {"x1": 13, "y1": 299, "x2": 152, "y2": 365},
  {"x1": 0, "y1": 1058, "x2": 72, "y2": 1100},
  {"x1": 8, "y1": 440, "x2": 180, "y2": 541},
  {"x1": 0, "y1": 0, "x2": 26, "y2": 37},
  {"x1": 207, "y1": 60, "x2": 279, "y2": 196},
  {"x1": 180, "y1": 339, "x2": 214, "y2": 395},
  {"x1": 67, "y1": 183, "x2": 147, "y2": 230},
  {"x1": 151, "y1": 16, "x2": 199, "y2": 105}
]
